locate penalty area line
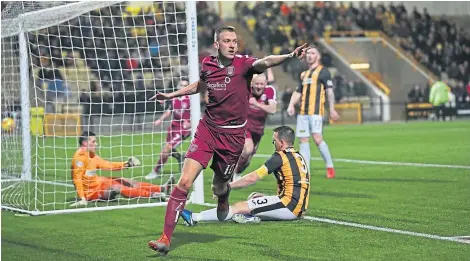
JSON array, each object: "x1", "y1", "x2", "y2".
[
  {"x1": 254, "y1": 154, "x2": 470, "y2": 169},
  {"x1": 303, "y1": 216, "x2": 470, "y2": 244}
]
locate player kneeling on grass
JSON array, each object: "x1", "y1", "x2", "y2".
[
  {"x1": 180, "y1": 126, "x2": 310, "y2": 224},
  {"x1": 70, "y1": 131, "x2": 175, "y2": 207}
]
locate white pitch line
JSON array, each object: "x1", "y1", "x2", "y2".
[
  {"x1": 6, "y1": 177, "x2": 467, "y2": 244},
  {"x1": 254, "y1": 154, "x2": 470, "y2": 169},
  {"x1": 303, "y1": 216, "x2": 470, "y2": 244},
  {"x1": 194, "y1": 204, "x2": 469, "y2": 245},
  {"x1": 1, "y1": 175, "x2": 74, "y2": 188},
  {"x1": 449, "y1": 236, "x2": 470, "y2": 239}
]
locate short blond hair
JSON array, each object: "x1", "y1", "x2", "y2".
[{"x1": 214, "y1": 26, "x2": 236, "y2": 42}]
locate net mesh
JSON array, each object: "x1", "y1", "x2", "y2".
[{"x1": 1, "y1": 1, "x2": 205, "y2": 214}]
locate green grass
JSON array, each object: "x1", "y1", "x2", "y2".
[{"x1": 2, "y1": 121, "x2": 470, "y2": 260}]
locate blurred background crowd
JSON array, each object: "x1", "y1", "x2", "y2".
[
  {"x1": 235, "y1": 1, "x2": 470, "y2": 110},
  {"x1": 3, "y1": 1, "x2": 469, "y2": 120}
]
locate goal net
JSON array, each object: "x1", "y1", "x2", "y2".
[{"x1": 1, "y1": 1, "x2": 205, "y2": 215}]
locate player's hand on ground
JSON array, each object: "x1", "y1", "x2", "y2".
[
  {"x1": 154, "y1": 119, "x2": 163, "y2": 126},
  {"x1": 70, "y1": 198, "x2": 87, "y2": 207},
  {"x1": 330, "y1": 110, "x2": 340, "y2": 121},
  {"x1": 291, "y1": 43, "x2": 309, "y2": 60},
  {"x1": 287, "y1": 105, "x2": 296, "y2": 117},
  {"x1": 249, "y1": 97, "x2": 258, "y2": 106},
  {"x1": 149, "y1": 92, "x2": 172, "y2": 101},
  {"x1": 125, "y1": 156, "x2": 141, "y2": 168}
]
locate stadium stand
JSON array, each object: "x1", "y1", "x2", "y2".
[
  {"x1": 235, "y1": 1, "x2": 368, "y2": 106},
  {"x1": 236, "y1": 1, "x2": 470, "y2": 111},
  {"x1": 28, "y1": 2, "x2": 222, "y2": 114},
  {"x1": 351, "y1": 2, "x2": 470, "y2": 109}
]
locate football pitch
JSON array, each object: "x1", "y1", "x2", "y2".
[{"x1": 2, "y1": 121, "x2": 470, "y2": 260}]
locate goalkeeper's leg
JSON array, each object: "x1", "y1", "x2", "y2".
[{"x1": 107, "y1": 179, "x2": 165, "y2": 199}]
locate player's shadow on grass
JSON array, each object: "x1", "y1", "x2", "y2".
[
  {"x1": 337, "y1": 177, "x2": 454, "y2": 183},
  {"x1": 237, "y1": 242, "x2": 333, "y2": 261},
  {"x1": 145, "y1": 231, "x2": 241, "y2": 259},
  {"x1": 2, "y1": 238, "x2": 97, "y2": 260}
]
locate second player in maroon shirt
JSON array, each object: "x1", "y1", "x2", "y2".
[{"x1": 233, "y1": 73, "x2": 278, "y2": 179}]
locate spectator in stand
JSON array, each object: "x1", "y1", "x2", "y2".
[
  {"x1": 37, "y1": 55, "x2": 69, "y2": 113},
  {"x1": 408, "y1": 84, "x2": 425, "y2": 103}
]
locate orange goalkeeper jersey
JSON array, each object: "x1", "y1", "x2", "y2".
[{"x1": 71, "y1": 149, "x2": 126, "y2": 199}]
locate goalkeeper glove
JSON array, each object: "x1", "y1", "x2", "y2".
[
  {"x1": 70, "y1": 198, "x2": 87, "y2": 207},
  {"x1": 125, "y1": 156, "x2": 141, "y2": 168}
]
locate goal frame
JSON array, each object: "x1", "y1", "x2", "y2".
[{"x1": 1, "y1": 1, "x2": 206, "y2": 216}]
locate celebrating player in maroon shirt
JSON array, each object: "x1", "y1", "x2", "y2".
[
  {"x1": 146, "y1": 78, "x2": 191, "y2": 180},
  {"x1": 148, "y1": 25, "x2": 309, "y2": 255},
  {"x1": 233, "y1": 73, "x2": 277, "y2": 180}
]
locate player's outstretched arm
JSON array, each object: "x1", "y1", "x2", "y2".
[
  {"x1": 96, "y1": 156, "x2": 141, "y2": 171},
  {"x1": 150, "y1": 81, "x2": 207, "y2": 101},
  {"x1": 229, "y1": 171, "x2": 261, "y2": 189},
  {"x1": 252, "y1": 43, "x2": 309, "y2": 72},
  {"x1": 154, "y1": 110, "x2": 172, "y2": 126},
  {"x1": 229, "y1": 162, "x2": 274, "y2": 189}
]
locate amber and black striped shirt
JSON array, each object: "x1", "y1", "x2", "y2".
[
  {"x1": 296, "y1": 66, "x2": 333, "y2": 116},
  {"x1": 264, "y1": 148, "x2": 310, "y2": 217}
]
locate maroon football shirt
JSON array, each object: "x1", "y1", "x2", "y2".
[
  {"x1": 199, "y1": 54, "x2": 262, "y2": 128},
  {"x1": 248, "y1": 85, "x2": 276, "y2": 134},
  {"x1": 169, "y1": 95, "x2": 190, "y2": 122}
]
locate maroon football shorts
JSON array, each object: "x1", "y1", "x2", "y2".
[
  {"x1": 186, "y1": 119, "x2": 246, "y2": 181},
  {"x1": 166, "y1": 122, "x2": 191, "y2": 148}
]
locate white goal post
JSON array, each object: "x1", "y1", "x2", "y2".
[{"x1": 1, "y1": 1, "x2": 205, "y2": 215}]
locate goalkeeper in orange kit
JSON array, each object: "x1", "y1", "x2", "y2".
[{"x1": 70, "y1": 131, "x2": 174, "y2": 207}]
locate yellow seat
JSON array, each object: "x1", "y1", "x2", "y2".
[
  {"x1": 285, "y1": 25, "x2": 292, "y2": 35},
  {"x1": 272, "y1": 46, "x2": 282, "y2": 55},
  {"x1": 247, "y1": 18, "x2": 256, "y2": 32},
  {"x1": 126, "y1": 5, "x2": 142, "y2": 16}
]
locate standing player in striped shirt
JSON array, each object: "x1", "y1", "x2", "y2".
[
  {"x1": 287, "y1": 47, "x2": 340, "y2": 179},
  {"x1": 232, "y1": 73, "x2": 277, "y2": 181}
]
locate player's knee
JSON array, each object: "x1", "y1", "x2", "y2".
[
  {"x1": 177, "y1": 176, "x2": 193, "y2": 192},
  {"x1": 312, "y1": 134, "x2": 323, "y2": 145},
  {"x1": 243, "y1": 140, "x2": 254, "y2": 154},
  {"x1": 163, "y1": 143, "x2": 173, "y2": 153},
  {"x1": 212, "y1": 182, "x2": 229, "y2": 197},
  {"x1": 299, "y1": 137, "x2": 309, "y2": 144},
  {"x1": 242, "y1": 146, "x2": 253, "y2": 157}
]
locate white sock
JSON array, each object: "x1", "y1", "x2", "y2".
[
  {"x1": 193, "y1": 207, "x2": 233, "y2": 222},
  {"x1": 299, "y1": 142, "x2": 311, "y2": 170},
  {"x1": 318, "y1": 141, "x2": 333, "y2": 168}
]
